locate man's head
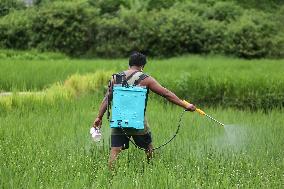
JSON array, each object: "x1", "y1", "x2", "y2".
[{"x1": 129, "y1": 51, "x2": 147, "y2": 68}]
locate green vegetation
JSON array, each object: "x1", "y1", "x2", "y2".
[
  {"x1": 0, "y1": 0, "x2": 283, "y2": 58},
  {"x1": 0, "y1": 53, "x2": 283, "y2": 188},
  {"x1": 0, "y1": 49, "x2": 68, "y2": 60},
  {"x1": 235, "y1": 0, "x2": 284, "y2": 10},
  {"x1": 0, "y1": 0, "x2": 25, "y2": 17},
  {"x1": 1, "y1": 54, "x2": 283, "y2": 109},
  {"x1": 1, "y1": 1, "x2": 283, "y2": 187},
  {"x1": 0, "y1": 70, "x2": 113, "y2": 113},
  {"x1": 0, "y1": 95, "x2": 283, "y2": 188}
]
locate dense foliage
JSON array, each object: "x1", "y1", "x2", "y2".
[
  {"x1": 0, "y1": 0, "x2": 25, "y2": 17},
  {"x1": 0, "y1": 0, "x2": 283, "y2": 58}
]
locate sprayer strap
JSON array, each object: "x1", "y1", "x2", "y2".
[
  {"x1": 125, "y1": 71, "x2": 140, "y2": 82},
  {"x1": 107, "y1": 75, "x2": 115, "y2": 120},
  {"x1": 134, "y1": 74, "x2": 149, "y2": 86}
]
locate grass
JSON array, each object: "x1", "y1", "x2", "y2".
[
  {"x1": 2, "y1": 55, "x2": 284, "y2": 109},
  {"x1": 1, "y1": 55, "x2": 284, "y2": 92},
  {"x1": 0, "y1": 95, "x2": 283, "y2": 188}
]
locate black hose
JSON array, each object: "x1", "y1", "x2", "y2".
[{"x1": 119, "y1": 110, "x2": 187, "y2": 151}]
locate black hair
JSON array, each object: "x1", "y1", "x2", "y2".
[{"x1": 129, "y1": 51, "x2": 147, "y2": 67}]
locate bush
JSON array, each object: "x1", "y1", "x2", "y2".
[
  {"x1": 89, "y1": 2, "x2": 284, "y2": 58},
  {"x1": 269, "y1": 35, "x2": 284, "y2": 58},
  {"x1": 91, "y1": 16, "x2": 130, "y2": 57},
  {"x1": 98, "y1": 7, "x2": 208, "y2": 57},
  {"x1": 234, "y1": 0, "x2": 284, "y2": 10},
  {"x1": 270, "y1": 6, "x2": 284, "y2": 58},
  {"x1": 146, "y1": 0, "x2": 182, "y2": 10},
  {"x1": 226, "y1": 11, "x2": 278, "y2": 58},
  {"x1": 0, "y1": 0, "x2": 282, "y2": 58},
  {"x1": 89, "y1": 0, "x2": 128, "y2": 15},
  {"x1": 30, "y1": 1, "x2": 98, "y2": 56},
  {"x1": 203, "y1": 1, "x2": 242, "y2": 22},
  {"x1": 0, "y1": 9, "x2": 34, "y2": 49},
  {"x1": 152, "y1": 9, "x2": 205, "y2": 56},
  {"x1": 0, "y1": 0, "x2": 25, "y2": 17},
  {"x1": 200, "y1": 20, "x2": 228, "y2": 54}
]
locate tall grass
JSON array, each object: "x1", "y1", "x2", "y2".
[
  {"x1": 0, "y1": 95, "x2": 283, "y2": 188},
  {"x1": 1, "y1": 55, "x2": 284, "y2": 92},
  {"x1": 0, "y1": 70, "x2": 113, "y2": 112},
  {"x1": 1, "y1": 55, "x2": 283, "y2": 109}
]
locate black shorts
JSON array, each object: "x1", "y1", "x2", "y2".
[{"x1": 111, "y1": 132, "x2": 152, "y2": 150}]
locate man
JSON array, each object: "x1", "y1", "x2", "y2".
[{"x1": 93, "y1": 52, "x2": 196, "y2": 168}]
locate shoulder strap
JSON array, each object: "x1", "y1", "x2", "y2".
[
  {"x1": 134, "y1": 73, "x2": 149, "y2": 86},
  {"x1": 114, "y1": 71, "x2": 148, "y2": 86},
  {"x1": 125, "y1": 71, "x2": 139, "y2": 82}
]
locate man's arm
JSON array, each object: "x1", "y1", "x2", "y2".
[
  {"x1": 93, "y1": 83, "x2": 113, "y2": 128},
  {"x1": 97, "y1": 95, "x2": 108, "y2": 119},
  {"x1": 145, "y1": 77, "x2": 195, "y2": 111}
]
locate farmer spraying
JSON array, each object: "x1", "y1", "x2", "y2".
[{"x1": 92, "y1": 52, "x2": 196, "y2": 168}]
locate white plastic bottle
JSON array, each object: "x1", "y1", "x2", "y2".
[{"x1": 90, "y1": 127, "x2": 102, "y2": 142}]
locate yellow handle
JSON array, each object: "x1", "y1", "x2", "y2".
[
  {"x1": 195, "y1": 108, "x2": 206, "y2": 115},
  {"x1": 182, "y1": 100, "x2": 206, "y2": 116}
]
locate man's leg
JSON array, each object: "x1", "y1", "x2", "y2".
[
  {"x1": 109, "y1": 147, "x2": 123, "y2": 170},
  {"x1": 145, "y1": 143, "x2": 154, "y2": 163},
  {"x1": 109, "y1": 135, "x2": 129, "y2": 170},
  {"x1": 132, "y1": 132, "x2": 153, "y2": 163}
]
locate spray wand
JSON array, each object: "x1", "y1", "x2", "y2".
[{"x1": 183, "y1": 100, "x2": 224, "y2": 127}]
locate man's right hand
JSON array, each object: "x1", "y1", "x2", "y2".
[
  {"x1": 93, "y1": 117, "x2": 102, "y2": 128},
  {"x1": 186, "y1": 103, "x2": 196, "y2": 112}
]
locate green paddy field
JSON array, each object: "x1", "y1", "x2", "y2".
[{"x1": 0, "y1": 55, "x2": 283, "y2": 188}]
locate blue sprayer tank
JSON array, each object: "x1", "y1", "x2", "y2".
[{"x1": 110, "y1": 85, "x2": 148, "y2": 129}]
